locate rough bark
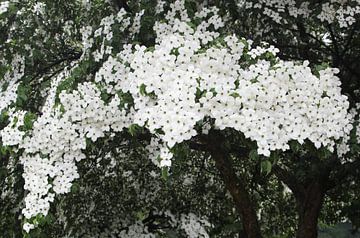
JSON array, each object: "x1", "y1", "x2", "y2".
[
  {"x1": 273, "y1": 162, "x2": 331, "y2": 238},
  {"x1": 295, "y1": 181, "x2": 325, "y2": 238}
]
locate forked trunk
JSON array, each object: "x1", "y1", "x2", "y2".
[{"x1": 193, "y1": 132, "x2": 262, "y2": 238}]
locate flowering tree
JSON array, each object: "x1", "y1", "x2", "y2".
[
  {"x1": 0, "y1": 0, "x2": 359, "y2": 238},
  {"x1": 209, "y1": 1, "x2": 360, "y2": 237}
]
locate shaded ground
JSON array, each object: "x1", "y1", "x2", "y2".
[{"x1": 319, "y1": 223, "x2": 360, "y2": 238}]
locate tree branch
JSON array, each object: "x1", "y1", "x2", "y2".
[
  {"x1": 272, "y1": 164, "x2": 304, "y2": 200},
  {"x1": 206, "y1": 130, "x2": 262, "y2": 238},
  {"x1": 113, "y1": 0, "x2": 131, "y2": 13}
]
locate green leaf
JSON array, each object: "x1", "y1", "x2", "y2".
[
  {"x1": 170, "y1": 48, "x2": 179, "y2": 56},
  {"x1": 313, "y1": 62, "x2": 331, "y2": 78},
  {"x1": 0, "y1": 146, "x2": 10, "y2": 156},
  {"x1": 186, "y1": 22, "x2": 197, "y2": 30},
  {"x1": 16, "y1": 84, "x2": 30, "y2": 107},
  {"x1": 100, "y1": 90, "x2": 110, "y2": 103},
  {"x1": 128, "y1": 124, "x2": 140, "y2": 136},
  {"x1": 117, "y1": 90, "x2": 134, "y2": 108},
  {"x1": 71, "y1": 182, "x2": 80, "y2": 193},
  {"x1": 317, "y1": 147, "x2": 332, "y2": 159},
  {"x1": 139, "y1": 83, "x2": 147, "y2": 96},
  {"x1": 229, "y1": 92, "x2": 240, "y2": 98},
  {"x1": 249, "y1": 149, "x2": 259, "y2": 161},
  {"x1": 11, "y1": 116, "x2": 18, "y2": 128},
  {"x1": 261, "y1": 160, "x2": 272, "y2": 175},
  {"x1": 270, "y1": 151, "x2": 279, "y2": 164},
  {"x1": 289, "y1": 140, "x2": 301, "y2": 153},
  {"x1": 0, "y1": 111, "x2": 9, "y2": 124},
  {"x1": 145, "y1": 46, "x2": 155, "y2": 52},
  {"x1": 0, "y1": 167, "x2": 7, "y2": 179},
  {"x1": 136, "y1": 210, "x2": 148, "y2": 220},
  {"x1": 161, "y1": 167, "x2": 169, "y2": 181},
  {"x1": 23, "y1": 112, "x2": 37, "y2": 131}
]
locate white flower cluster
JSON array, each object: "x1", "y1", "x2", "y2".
[
  {"x1": 0, "y1": 54, "x2": 25, "y2": 112},
  {"x1": 248, "y1": 44, "x2": 279, "y2": 58},
  {"x1": 95, "y1": 55, "x2": 127, "y2": 86},
  {"x1": 355, "y1": 103, "x2": 360, "y2": 144},
  {"x1": 337, "y1": 103, "x2": 360, "y2": 159},
  {"x1": 242, "y1": 0, "x2": 360, "y2": 27},
  {"x1": 180, "y1": 213, "x2": 211, "y2": 238},
  {"x1": 59, "y1": 82, "x2": 132, "y2": 141},
  {"x1": 337, "y1": 135, "x2": 351, "y2": 158},
  {"x1": 80, "y1": 26, "x2": 94, "y2": 54},
  {"x1": 243, "y1": 0, "x2": 311, "y2": 23},
  {"x1": 63, "y1": 20, "x2": 74, "y2": 36},
  {"x1": 42, "y1": 63, "x2": 79, "y2": 115},
  {"x1": 145, "y1": 137, "x2": 174, "y2": 167},
  {"x1": 21, "y1": 154, "x2": 56, "y2": 219},
  {"x1": 0, "y1": 1, "x2": 9, "y2": 15},
  {"x1": 33, "y1": 2, "x2": 46, "y2": 15},
  {"x1": 2, "y1": 79, "x2": 133, "y2": 231},
  {"x1": 130, "y1": 10, "x2": 145, "y2": 36},
  {"x1": 336, "y1": 105, "x2": 358, "y2": 157},
  {"x1": 155, "y1": 0, "x2": 166, "y2": 14},
  {"x1": 23, "y1": 222, "x2": 35, "y2": 233},
  {"x1": 318, "y1": 0, "x2": 360, "y2": 28},
  {"x1": 118, "y1": 222, "x2": 155, "y2": 238},
  {"x1": 92, "y1": 14, "x2": 116, "y2": 61},
  {"x1": 81, "y1": 0, "x2": 91, "y2": 11},
  {"x1": 0, "y1": 110, "x2": 26, "y2": 146},
  {"x1": 86, "y1": 8, "x2": 144, "y2": 61}
]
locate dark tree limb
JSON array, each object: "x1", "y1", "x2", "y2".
[
  {"x1": 295, "y1": 181, "x2": 326, "y2": 238},
  {"x1": 272, "y1": 164, "x2": 304, "y2": 200},
  {"x1": 113, "y1": 0, "x2": 132, "y2": 13},
  {"x1": 205, "y1": 131, "x2": 262, "y2": 238}
]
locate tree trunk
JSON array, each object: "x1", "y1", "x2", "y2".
[
  {"x1": 295, "y1": 181, "x2": 325, "y2": 238},
  {"x1": 273, "y1": 163, "x2": 332, "y2": 238},
  {"x1": 207, "y1": 133, "x2": 262, "y2": 238}
]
